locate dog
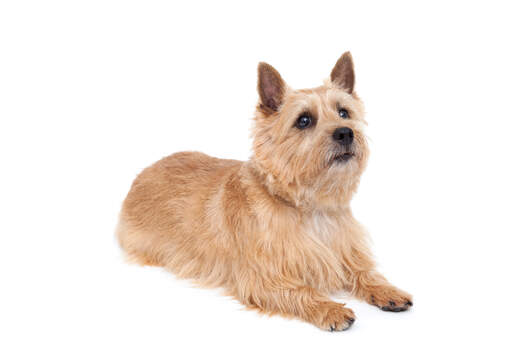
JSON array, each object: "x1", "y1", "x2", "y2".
[{"x1": 117, "y1": 51, "x2": 412, "y2": 331}]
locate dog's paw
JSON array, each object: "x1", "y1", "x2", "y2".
[
  {"x1": 312, "y1": 302, "x2": 356, "y2": 331},
  {"x1": 367, "y1": 285, "x2": 413, "y2": 312}
]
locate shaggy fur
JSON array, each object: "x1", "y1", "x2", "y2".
[{"x1": 117, "y1": 51, "x2": 412, "y2": 331}]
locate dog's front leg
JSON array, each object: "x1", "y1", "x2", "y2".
[
  {"x1": 237, "y1": 285, "x2": 355, "y2": 331},
  {"x1": 351, "y1": 271, "x2": 413, "y2": 312},
  {"x1": 339, "y1": 213, "x2": 413, "y2": 312}
]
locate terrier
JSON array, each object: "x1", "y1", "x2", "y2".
[{"x1": 117, "y1": 52, "x2": 412, "y2": 331}]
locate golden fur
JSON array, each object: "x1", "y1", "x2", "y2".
[{"x1": 117, "y1": 52, "x2": 412, "y2": 331}]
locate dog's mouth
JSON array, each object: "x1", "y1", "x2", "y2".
[{"x1": 332, "y1": 152, "x2": 354, "y2": 163}]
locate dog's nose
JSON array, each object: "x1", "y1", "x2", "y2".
[{"x1": 333, "y1": 127, "x2": 354, "y2": 145}]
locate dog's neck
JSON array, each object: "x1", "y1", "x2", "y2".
[{"x1": 245, "y1": 158, "x2": 359, "y2": 212}]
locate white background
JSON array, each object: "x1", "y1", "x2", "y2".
[{"x1": 1, "y1": 1, "x2": 511, "y2": 340}]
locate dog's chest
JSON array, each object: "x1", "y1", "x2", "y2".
[{"x1": 303, "y1": 210, "x2": 344, "y2": 244}]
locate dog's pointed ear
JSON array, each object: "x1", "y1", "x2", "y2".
[
  {"x1": 258, "y1": 62, "x2": 286, "y2": 113},
  {"x1": 330, "y1": 51, "x2": 355, "y2": 94}
]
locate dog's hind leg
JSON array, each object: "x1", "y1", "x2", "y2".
[{"x1": 116, "y1": 217, "x2": 163, "y2": 267}]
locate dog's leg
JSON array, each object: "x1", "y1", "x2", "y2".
[
  {"x1": 237, "y1": 285, "x2": 355, "y2": 331},
  {"x1": 351, "y1": 271, "x2": 413, "y2": 312},
  {"x1": 338, "y1": 214, "x2": 413, "y2": 312}
]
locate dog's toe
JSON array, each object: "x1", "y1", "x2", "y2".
[
  {"x1": 366, "y1": 285, "x2": 413, "y2": 312},
  {"x1": 380, "y1": 303, "x2": 410, "y2": 312}
]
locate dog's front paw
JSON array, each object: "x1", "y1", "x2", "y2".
[
  {"x1": 311, "y1": 302, "x2": 356, "y2": 331},
  {"x1": 367, "y1": 285, "x2": 413, "y2": 312}
]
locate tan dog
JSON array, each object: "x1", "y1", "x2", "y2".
[{"x1": 117, "y1": 52, "x2": 412, "y2": 331}]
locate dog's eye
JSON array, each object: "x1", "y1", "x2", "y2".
[
  {"x1": 338, "y1": 107, "x2": 349, "y2": 119},
  {"x1": 296, "y1": 114, "x2": 313, "y2": 129}
]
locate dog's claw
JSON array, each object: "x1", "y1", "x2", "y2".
[
  {"x1": 380, "y1": 302, "x2": 411, "y2": 312},
  {"x1": 329, "y1": 317, "x2": 355, "y2": 332},
  {"x1": 342, "y1": 317, "x2": 355, "y2": 331}
]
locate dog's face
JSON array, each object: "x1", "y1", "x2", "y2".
[{"x1": 252, "y1": 52, "x2": 369, "y2": 207}]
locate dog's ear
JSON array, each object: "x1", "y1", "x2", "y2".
[
  {"x1": 330, "y1": 51, "x2": 355, "y2": 94},
  {"x1": 257, "y1": 62, "x2": 286, "y2": 113}
]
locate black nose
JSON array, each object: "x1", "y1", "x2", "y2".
[{"x1": 333, "y1": 127, "x2": 354, "y2": 145}]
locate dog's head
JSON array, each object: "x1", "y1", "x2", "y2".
[{"x1": 251, "y1": 52, "x2": 369, "y2": 207}]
